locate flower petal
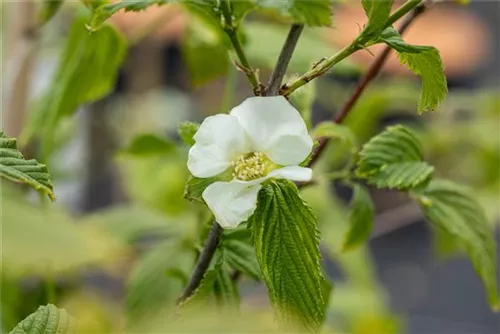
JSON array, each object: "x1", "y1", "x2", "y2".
[
  {"x1": 230, "y1": 96, "x2": 313, "y2": 166},
  {"x1": 188, "y1": 114, "x2": 248, "y2": 178},
  {"x1": 202, "y1": 180, "x2": 262, "y2": 229},
  {"x1": 267, "y1": 166, "x2": 313, "y2": 182}
]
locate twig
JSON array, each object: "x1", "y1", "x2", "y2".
[
  {"x1": 280, "y1": 0, "x2": 423, "y2": 96},
  {"x1": 267, "y1": 24, "x2": 304, "y2": 96},
  {"x1": 220, "y1": 0, "x2": 261, "y2": 95},
  {"x1": 177, "y1": 223, "x2": 222, "y2": 304},
  {"x1": 306, "y1": 5, "x2": 426, "y2": 168}
]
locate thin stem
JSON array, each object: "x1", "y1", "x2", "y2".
[
  {"x1": 306, "y1": 5, "x2": 426, "y2": 168},
  {"x1": 220, "y1": 0, "x2": 261, "y2": 95},
  {"x1": 178, "y1": 223, "x2": 222, "y2": 304},
  {"x1": 267, "y1": 24, "x2": 304, "y2": 96},
  {"x1": 281, "y1": 0, "x2": 423, "y2": 96}
]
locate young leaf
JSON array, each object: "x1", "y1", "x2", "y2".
[
  {"x1": 0, "y1": 132, "x2": 54, "y2": 200},
  {"x1": 356, "y1": 125, "x2": 434, "y2": 190},
  {"x1": 343, "y1": 184, "x2": 375, "y2": 252},
  {"x1": 184, "y1": 169, "x2": 232, "y2": 203},
  {"x1": 178, "y1": 121, "x2": 200, "y2": 147},
  {"x1": 9, "y1": 304, "x2": 76, "y2": 334},
  {"x1": 89, "y1": 0, "x2": 169, "y2": 30},
  {"x1": 312, "y1": 121, "x2": 356, "y2": 146},
  {"x1": 24, "y1": 17, "x2": 126, "y2": 154},
  {"x1": 250, "y1": 180, "x2": 329, "y2": 331},
  {"x1": 414, "y1": 179, "x2": 498, "y2": 310},
  {"x1": 358, "y1": 0, "x2": 394, "y2": 42},
  {"x1": 258, "y1": 0, "x2": 333, "y2": 27},
  {"x1": 37, "y1": 0, "x2": 64, "y2": 26},
  {"x1": 378, "y1": 28, "x2": 447, "y2": 112},
  {"x1": 222, "y1": 227, "x2": 261, "y2": 280},
  {"x1": 121, "y1": 133, "x2": 176, "y2": 156}
]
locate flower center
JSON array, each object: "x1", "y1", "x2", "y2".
[{"x1": 231, "y1": 152, "x2": 274, "y2": 181}]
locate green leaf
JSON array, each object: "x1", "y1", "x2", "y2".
[
  {"x1": 89, "y1": 0, "x2": 169, "y2": 30},
  {"x1": 359, "y1": 0, "x2": 394, "y2": 42},
  {"x1": 250, "y1": 180, "x2": 329, "y2": 331},
  {"x1": 37, "y1": 0, "x2": 64, "y2": 26},
  {"x1": 378, "y1": 28, "x2": 447, "y2": 112},
  {"x1": 312, "y1": 121, "x2": 356, "y2": 146},
  {"x1": 342, "y1": 184, "x2": 374, "y2": 252},
  {"x1": 2, "y1": 188, "x2": 122, "y2": 277},
  {"x1": 24, "y1": 17, "x2": 126, "y2": 154},
  {"x1": 414, "y1": 179, "x2": 499, "y2": 310},
  {"x1": 121, "y1": 133, "x2": 176, "y2": 156},
  {"x1": 184, "y1": 169, "x2": 232, "y2": 203},
  {"x1": 230, "y1": 0, "x2": 258, "y2": 23},
  {"x1": 222, "y1": 227, "x2": 261, "y2": 280},
  {"x1": 356, "y1": 125, "x2": 434, "y2": 190},
  {"x1": 181, "y1": 251, "x2": 239, "y2": 309},
  {"x1": 9, "y1": 304, "x2": 76, "y2": 334},
  {"x1": 178, "y1": 122, "x2": 200, "y2": 147},
  {"x1": 0, "y1": 133, "x2": 54, "y2": 200},
  {"x1": 126, "y1": 242, "x2": 195, "y2": 321},
  {"x1": 258, "y1": 0, "x2": 332, "y2": 26}
]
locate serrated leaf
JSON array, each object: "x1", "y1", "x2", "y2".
[
  {"x1": 250, "y1": 180, "x2": 329, "y2": 331},
  {"x1": 24, "y1": 17, "x2": 126, "y2": 155},
  {"x1": 121, "y1": 133, "x2": 176, "y2": 156},
  {"x1": 356, "y1": 125, "x2": 434, "y2": 190},
  {"x1": 0, "y1": 132, "x2": 54, "y2": 200},
  {"x1": 258, "y1": 0, "x2": 332, "y2": 27},
  {"x1": 222, "y1": 227, "x2": 261, "y2": 280},
  {"x1": 184, "y1": 169, "x2": 232, "y2": 203},
  {"x1": 378, "y1": 27, "x2": 447, "y2": 112},
  {"x1": 343, "y1": 184, "x2": 374, "y2": 251},
  {"x1": 89, "y1": 0, "x2": 169, "y2": 30},
  {"x1": 415, "y1": 179, "x2": 498, "y2": 310},
  {"x1": 359, "y1": 0, "x2": 394, "y2": 42},
  {"x1": 9, "y1": 304, "x2": 76, "y2": 334},
  {"x1": 178, "y1": 122, "x2": 200, "y2": 147},
  {"x1": 37, "y1": 0, "x2": 64, "y2": 26}
]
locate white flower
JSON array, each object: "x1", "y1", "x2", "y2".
[{"x1": 188, "y1": 96, "x2": 314, "y2": 229}]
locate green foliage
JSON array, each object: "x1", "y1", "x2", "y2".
[
  {"x1": 184, "y1": 169, "x2": 232, "y2": 204},
  {"x1": 414, "y1": 179, "x2": 499, "y2": 310},
  {"x1": 89, "y1": 0, "x2": 169, "y2": 30},
  {"x1": 8, "y1": 304, "x2": 76, "y2": 334},
  {"x1": 222, "y1": 227, "x2": 261, "y2": 280},
  {"x1": 356, "y1": 125, "x2": 434, "y2": 190},
  {"x1": 181, "y1": 251, "x2": 239, "y2": 310},
  {"x1": 178, "y1": 122, "x2": 200, "y2": 147},
  {"x1": 312, "y1": 122, "x2": 356, "y2": 146},
  {"x1": 250, "y1": 180, "x2": 329, "y2": 331},
  {"x1": 121, "y1": 134, "x2": 176, "y2": 156},
  {"x1": 258, "y1": 0, "x2": 333, "y2": 27},
  {"x1": 2, "y1": 188, "x2": 122, "y2": 277},
  {"x1": 24, "y1": 17, "x2": 126, "y2": 155},
  {"x1": 358, "y1": 0, "x2": 394, "y2": 43},
  {"x1": 343, "y1": 184, "x2": 374, "y2": 252},
  {"x1": 37, "y1": 0, "x2": 64, "y2": 26},
  {"x1": 378, "y1": 28, "x2": 447, "y2": 112},
  {"x1": 0, "y1": 133, "x2": 54, "y2": 200},
  {"x1": 126, "y1": 242, "x2": 195, "y2": 322}
]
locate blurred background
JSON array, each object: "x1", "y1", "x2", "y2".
[{"x1": 1, "y1": 1, "x2": 499, "y2": 333}]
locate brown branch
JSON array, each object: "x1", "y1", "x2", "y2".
[
  {"x1": 306, "y1": 6, "x2": 426, "y2": 168},
  {"x1": 267, "y1": 24, "x2": 304, "y2": 96}
]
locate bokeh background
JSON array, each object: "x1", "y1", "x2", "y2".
[{"x1": 1, "y1": 1, "x2": 499, "y2": 333}]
